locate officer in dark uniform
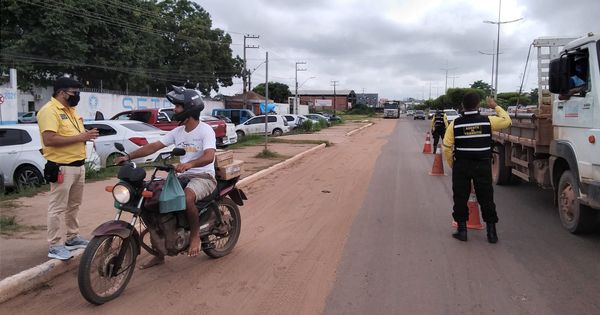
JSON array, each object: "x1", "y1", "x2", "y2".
[
  {"x1": 430, "y1": 109, "x2": 448, "y2": 154},
  {"x1": 442, "y1": 93, "x2": 511, "y2": 243}
]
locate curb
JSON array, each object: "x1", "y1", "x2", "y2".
[
  {"x1": 237, "y1": 143, "x2": 326, "y2": 188},
  {"x1": 0, "y1": 249, "x2": 84, "y2": 304},
  {"x1": 0, "y1": 143, "x2": 327, "y2": 304},
  {"x1": 345, "y1": 123, "x2": 373, "y2": 136}
]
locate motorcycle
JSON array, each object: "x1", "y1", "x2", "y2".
[{"x1": 78, "y1": 143, "x2": 246, "y2": 305}]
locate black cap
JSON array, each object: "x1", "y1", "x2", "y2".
[{"x1": 53, "y1": 77, "x2": 82, "y2": 93}]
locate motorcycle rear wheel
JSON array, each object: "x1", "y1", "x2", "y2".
[
  {"x1": 203, "y1": 197, "x2": 241, "y2": 258},
  {"x1": 78, "y1": 235, "x2": 137, "y2": 305}
]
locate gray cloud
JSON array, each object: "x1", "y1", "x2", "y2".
[{"x1": 199, "y1": 0, "x2": 599, "y2": 100}]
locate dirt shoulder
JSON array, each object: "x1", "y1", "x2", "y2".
[
  {"x1": 0, "y1": 121, "x2": 369, "y2": 280},
  {"x1": 0, "y1": 118, "x2": 396, "y2": 314}
]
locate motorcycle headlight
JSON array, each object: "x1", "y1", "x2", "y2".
[{"x1": 112, "y1": 183, "x2": 132, "y2": 204}]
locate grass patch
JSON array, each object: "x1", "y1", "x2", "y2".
[
  {"x1": 338, "y1": 114, "x2": 377, "y2": 122},
  {"x1": 270, "y1": 138, "x2": 331, "y2": 147},
  {"x1": 254, "y1": 149, "x2": 286, "y2": 159},
  {"x1": 0, "y1": 200, "x2": 22, "y2": 209},
  {"x1": 0, "y1": 215, "x2": 20, "y2": 234},
  {"x1": 228, "y1": 135, "x2": 267, "y2": 149},
  {"x1": 0, "y1": 185, "x2": 49, "y2": 202}
]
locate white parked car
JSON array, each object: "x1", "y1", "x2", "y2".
[
  {"x1": 283, "y1": 114, "x2": 316, "y2": 130},
  {"x1": 443, "y1": 109, "x2": 461, "y2": 123},
  {"x1": 200, "y1": 115, "x2": 237, "y2": 146},
  {"x1": 304, "y1": 114, "x2": 331, "y2": 126},
  {"x1": 0, "y1": 125, "x2": 101, "y2": 188},
  {"x1": 235, "y1": 115, "x2": 290, "y2": 138},
  {"x1": 83, "y1": 120, "x2": 173, "y2": 168}
]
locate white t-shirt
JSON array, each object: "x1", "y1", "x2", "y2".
[{"x1": 159, "y1": 122, "x2": 216, "y2": 177}]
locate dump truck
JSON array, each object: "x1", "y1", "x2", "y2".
[{"x1": 491, "y1": 33, "x2": 600, "y2": 233}]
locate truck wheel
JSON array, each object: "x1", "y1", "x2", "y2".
[
  {"x1": 492, "y1": 144, "x2": 512, "y2": 185},
  {"x1": 557, "y1": 170, "x2": 597, "y2": 234}
]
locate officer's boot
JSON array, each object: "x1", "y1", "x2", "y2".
[
  {"x1": 486, "y1": 223, "x2": 498, "y2": 244},
  {"x1": 452, "y1": 221, "x2": 467, "y2": 241}
]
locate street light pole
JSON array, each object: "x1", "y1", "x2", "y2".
[
  {"x1": 331, "y1": 80, "x2": 338, "y2": 115},
  {"x1": 484, "y1": 0, "x2": 523, "y2": 99},
  {"x1": 295, "y1": 61, "x2": 306, "y2": 115}
]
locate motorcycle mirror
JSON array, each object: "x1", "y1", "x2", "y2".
[
  {"x1": 114, "y1": 143, "x2": 125, "y2": 152},
  {"x1": 172, "y1": 148, "x2": 186, "y2": 156}
]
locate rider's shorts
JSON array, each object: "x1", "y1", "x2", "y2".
[{"x1": 184, "y1": 173, "x2": 217, "y2": 201}]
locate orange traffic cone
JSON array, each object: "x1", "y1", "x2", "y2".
[
  {"x1": 422, "y1": 132, "x2": 432, "y2": 154},
  {"x1": 452, "y1": 184, "x2": 484, "y2": 230},
  {"x1": 429, "y1": 145, "x2": 445, "y2": 176}
]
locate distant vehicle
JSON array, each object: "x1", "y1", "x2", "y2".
[
  {"x1": 17, "y1": 111, "x2": 37, "y2": 124},
  {"x1": 110, "y1": 108, "x2": 233, "y2": 147},
  {"x1": 0, "y1": 125, "x2": 100, "y2": 189},
  {"x1": 212, "y1": 109, "x2": 255, "y2": 125},
  {"x1": 406, "y1": 110, "x2": 415, "y2": 116},
  {"x1": 427, "y1": 110, "x2": 436, "y2": 119},
  {"x1": 305, "y1": 114, "x2": 331, "y2": 126},
  {"x1": 235, "y1": 115, "x2": 290, "y2": 138},
  {"x1": 443, "y1": 109, "x2": 460, "y2": 123},
  {"x1": 413, "y1": 110, "x2": 426, "y2": 120},
  {"x1": 383, "y1": 102, "x2": 400, "y2": 119},
  {"x1": 283, "y1": 114, "x2": 311, "y2": 130},
  {"x1": 317, "y1": 112, "x2": 342, "y2": 122},
  {"x1": 83, "y1": 120, "x2": 174, "y2": 168}
]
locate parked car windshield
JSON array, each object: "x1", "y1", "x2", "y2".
[
  {"x1": 445, "y1": 110, "x2": 458, "y2": 116},
  {"x1": 122, "y1": 122, "x2": 162, "y2": 132}
]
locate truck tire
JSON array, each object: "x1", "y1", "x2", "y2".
[
  {"x1": 492, "y1": 144, "x2": 512, "y2": 185},
  {"x1": 557, "y1": 170, "x2": 597, "y2": 234}
]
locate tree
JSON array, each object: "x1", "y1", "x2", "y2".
[
  {"x1": 0, "y1": 0, "x2": 242, "y2": 95},
  {"x1": 470, "y1": 80, "x2": 493, "y2": 95},
  {"x1": 252, "y1": 82, "x2": 291, "y2": 103}
]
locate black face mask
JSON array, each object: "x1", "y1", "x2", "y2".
[{"x1": 66, "y1": 94, "x2": 80, "y2": 107}]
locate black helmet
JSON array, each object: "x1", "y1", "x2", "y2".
[{"x1": 166, "y1": 85, "x2": 204, "y2": 121}]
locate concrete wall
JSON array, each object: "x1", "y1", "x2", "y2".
[{"x1": 0, "y1": 87, "x2": 19, "y2": 124}]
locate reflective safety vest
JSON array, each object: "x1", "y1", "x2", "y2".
[
  {"x1": 433, "y1": 112, "x2": 445, "y2": 130},
  {"x1": 453, "y1": 111, "x2": 492, "y2": 159}
]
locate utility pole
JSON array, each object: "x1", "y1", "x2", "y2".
[
  {"x1": 264, "y1": 52, "x2": 269, "y2": 151},
  {"x1": 243, "y1": 34, "x2": 259, "y2": 110},
  {"x1": 478, "y1": 41, "x2": 500, "y2": 90},
  {"x1": 295, "y1": 61, "x2": 307, "y2": 115},
  {"x1": 441, "y1": 62, "x2": 458, "y2": 94},
  {"x1": 331, "y1": 80, "x2": 338, "y2": 115},
  {"x1": 429, "y1": 81, "x2": 432, "y2": 100},
  {"x1": 484, "y1": 0, "x2": 523, "y2": 99},
  {"x1": 449, "y1": 75, "x2": 460, "y2": 88}
]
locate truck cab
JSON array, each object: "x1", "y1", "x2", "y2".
[
  {"x1": 549, "y1": 33, "x2": 600, "y2": 213},
  {"x1": 490, "y1": 33, "x2": 599, "y2": 233}
]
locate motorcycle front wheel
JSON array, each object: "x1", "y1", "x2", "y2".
[
  {"x1": 78, "y1": 235, "x2": 138, "y2": 305},
  {"x1": 203, "y1": 197, "x2": 241, "y2": 258}
]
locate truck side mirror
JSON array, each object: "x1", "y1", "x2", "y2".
[{"x1": 549, "y1": 56, "x2": 570, "y2": 94}]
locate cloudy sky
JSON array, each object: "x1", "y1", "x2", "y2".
[{"x1": 198, "y1": 0, "x2": 599, "y2": 101}]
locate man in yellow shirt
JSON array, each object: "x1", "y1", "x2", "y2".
[
  {"x1": 37, "y1": 77, "x2": 99, "y2": 260},
  {"x1": 430, "y1": 109, "x2": 448, "y2": 154},
  {"x1": 442, "y1": 93, "x2": 511, "y2": 244}
]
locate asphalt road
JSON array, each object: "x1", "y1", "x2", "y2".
[{"x1": 324, "y1": 117, "x2": 600, "y2": 314}]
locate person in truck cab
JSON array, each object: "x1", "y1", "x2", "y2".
[
  {"x1": 114, "y1": 86, "x2": 218, "y2": 269},
  {"x1": 442, "y1": 93, "x2": 512, "y2": 244},
  {"x1": 559, "y1": 57, "x2": 588, "y2": 100}
]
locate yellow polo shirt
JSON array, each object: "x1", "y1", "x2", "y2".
[{"x1": 37, "y1": 97, "x2": 86, "y2": 164}]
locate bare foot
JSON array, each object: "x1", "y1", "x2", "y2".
[
  {"x1": 139, "y1": 256, "x2": 165, "y2": 270},
  {"x1": 188, "y1": 237, "x2": 200, "y2": 257}
]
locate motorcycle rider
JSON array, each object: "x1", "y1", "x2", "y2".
[{"x1": 114, "y1": 86, "x2": 216, "y2": 268}]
